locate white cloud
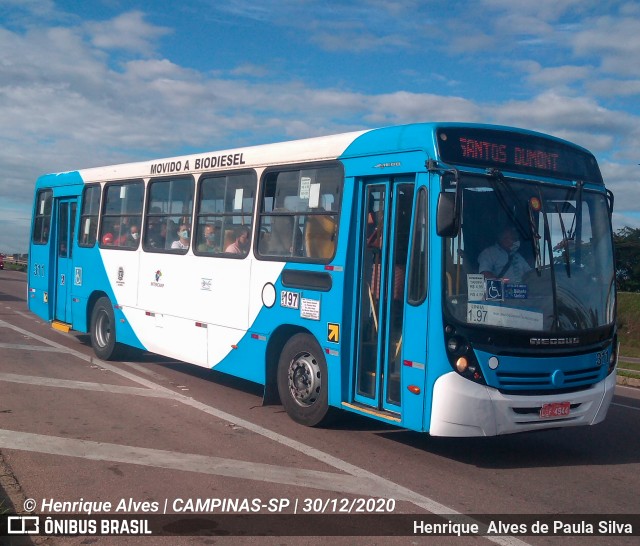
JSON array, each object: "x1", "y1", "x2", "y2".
[
  {"x1": 363, "y1": 91, "x2": 480, "y2": 125},
  {"x1": 480, "y1": 0, "x2": 589, "y2": 19},
  {"x1": 493, "y1": 92, "x2": 635, "y2": 141},
  {"x1": 0, "y1": 0, "x2": 59, "y2": 24},
  {"x1": 522, "y1": 62, "x2": 592, "y2": 88},
  {"x1": 85, "y1": 10, "x2": 172, "y2": 55},
  {"x1": 571, "y1": 16, "x2": 640, "y2": 77},
  {"x1": 587, "y1": 78, "x2": 640, "y2": 98},
  {"x1": 230, "y1": 63, "x2": 270, "y2": 78}
]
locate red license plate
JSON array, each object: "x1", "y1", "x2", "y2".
[{"x1": 540, "y1": 402, "x2": 571, "y2": 418}]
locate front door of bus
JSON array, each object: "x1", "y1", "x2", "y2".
[
  {"x1": 354, "y1": 178, "x2": 414, "y2": 413},
  {"x1": 55, "y1": 198, "x2": 77, "y2": 323}
]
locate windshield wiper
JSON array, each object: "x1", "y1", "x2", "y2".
[
  {"x1": 539, "y1": 190, "x2": 560, "y2": 331},
  {"x1": 528, "y1": 200, "x2": 542, "y2": 273},
  {"x1": 574, "y1": 180, "x2": 584, "y2": 267},
  {"x1": 485, "y1": 168, "x2": 530, "y2": 241},
  {"x1": 556, "y1": 203, "x2": 571, "y2": 277}
]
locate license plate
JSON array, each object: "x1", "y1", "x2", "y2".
[{"x1": 540, "y1": 401, "x2": 571, "y2": 419}]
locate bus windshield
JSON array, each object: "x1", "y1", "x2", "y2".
[{"x1": 443, "y1": 174, "x2": 615, "y2": 333}]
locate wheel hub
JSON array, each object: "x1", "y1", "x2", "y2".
[
  {"x1": 288, "y1": 352, "x2": 321, "y2": 407},
  {"x1": 95, "y1": 309, "x2": 112, "y2": 348}
]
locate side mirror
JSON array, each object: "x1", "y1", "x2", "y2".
[{"x1": 436, "y1": 191, "x2": 458, "y2": 237}]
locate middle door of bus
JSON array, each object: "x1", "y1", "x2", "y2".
[{"x1": 354, "y1": 177, "x2": 415, "y2": 413}]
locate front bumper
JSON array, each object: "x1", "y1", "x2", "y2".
[{"x1": 429, "y1": 370, "x2": 616, "y2": 437}]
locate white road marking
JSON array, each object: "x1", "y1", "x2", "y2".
[
  {"x1": 0, "y1": 372, "x2": 170, "y2": 398},
  {"x1": 0, "y1": 318, "x2": 529, "y2": 546},
  {"x1": 0, "y1": 429, "x2": 381, "y2": 497},
  {"x1": 0, "y1": 342, "x2": 70, "y2": 352},
  {"x1": 612, "y1": 403, "x2": 640, "y2": 412}
]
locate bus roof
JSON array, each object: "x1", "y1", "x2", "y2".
[{"x1": 35, "y1": 122, "x2": 602, "y2": 185}]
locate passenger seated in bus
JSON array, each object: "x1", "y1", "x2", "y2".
[
  {"x1": 197, "y1": 224, "x2": 219, "y2": 253},
  {"x1": 171, "y1": 223, "x2": 190, "y2": 250},
  {"x1": 164, "y1": 220, "x2": 178, "y2": 249},
  {"x1": 478, "y1": 225, "x2": 531, "y2": 282},
  {"x1": 102, "y1": 221, "x2": 121, "y2": 246},
  {"x1": 145, "y1": 209, "x2": 164, "y2": 249},
  {"x1": 225, "y1": 226, "x2": 250, "y2": 255},
  {"x1": 112, "y1": 222, "x2": 128, "y2": 246},
  {"x1": 125, "y1": 225, "x2": 139, "y2": 246}
]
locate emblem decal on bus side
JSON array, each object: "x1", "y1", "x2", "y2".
[
  {"x1": 374, "y1": 162, "x2": 401, "y2": 169},
  {"x1": 151, "y1": 270, "x2": 164, "y2": 288},
  {"x1": 116, "y1": 266, "x2": 125, "y2": 286}
]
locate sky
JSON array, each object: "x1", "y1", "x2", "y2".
[{"x1": 1, "y1": 0, "x2": 639, "y2": 254}]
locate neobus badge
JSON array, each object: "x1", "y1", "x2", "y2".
[{"x1": 530, "y1": 337, "x2": 580, "y2": 346}]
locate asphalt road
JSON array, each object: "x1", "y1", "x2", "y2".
[{"x1": 0, "y1": 269, "x2": 639, "y2": 546}]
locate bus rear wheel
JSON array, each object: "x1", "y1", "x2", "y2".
[
  {"x1": 277, "y1": 333, "x2": 332, "y2": 426},
  {"x1": 90, "y1": 297, "x2": 121, "y2": 360}
]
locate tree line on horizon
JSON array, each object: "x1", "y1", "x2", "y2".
[{"x1": 614, "y1": 227, "x2": 640, "y2": 292}]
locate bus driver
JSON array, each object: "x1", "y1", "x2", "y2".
[{"x1": 478, "y1": 225, "x2": 531, "y2": 282}]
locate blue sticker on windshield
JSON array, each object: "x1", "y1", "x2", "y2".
[{"x1": 505, "y1": 284, "x2": 528, "y2": 299}]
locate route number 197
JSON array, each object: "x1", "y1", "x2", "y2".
[{"x1": 280, "y1": 290, "x2": 300, "y2": 309}]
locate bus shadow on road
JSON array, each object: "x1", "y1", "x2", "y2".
[
  {"x1": 76, "y1": 334, "x2": 266, "y2": 397},
  {"x1": 374, "y1": 413, "x2": 640, "y2": 469}
]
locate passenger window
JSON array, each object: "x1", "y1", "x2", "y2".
[
  {"x1": 408, "y1": 188, "x2": 428, "y2": 304},
  {"x1": 143, "y1": 176, "x2": 194, "y2": 253},
  {"x1": 99, "y1": 180, "x2": 143, "y2": 250},
  {"x1": 258, "y1": 164, "x2": 342, "y2": 262},
  {"x1": 195, "y1": 172, "x2": 255, "y2": 258},
  {"x1": 79, "y1": 185, "x2": 101, "y2": 247},
  {"x1": 32, "y1": 189, "x2": 53, "y2": 245}
]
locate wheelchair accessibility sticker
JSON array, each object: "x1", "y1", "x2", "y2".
[{"x1": 485, "y1": 279, "x2": 504, "y2": 301}]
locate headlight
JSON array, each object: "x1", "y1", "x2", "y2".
[{"x1": 445, "y1": 326, "x2": 485, "y2": 384}]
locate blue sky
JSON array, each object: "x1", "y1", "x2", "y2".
[{"x1": 1, "y1": 0, "x2": 639, "y2": 253}]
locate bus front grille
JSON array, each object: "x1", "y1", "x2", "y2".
[{"x1": 495, "y1": 365, "x2": 602, "y2": 392}]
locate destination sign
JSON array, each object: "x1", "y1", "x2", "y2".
[{"x1": 436, "y1": 127, "x2": 603, "y2": 184}]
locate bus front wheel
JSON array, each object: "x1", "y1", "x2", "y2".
[
  {"x1": 277, "y1": 333, "x2": 332, "y2": 426},
  {"x1": 90, "y1": 297, "x2": 121, "y2": 360}
]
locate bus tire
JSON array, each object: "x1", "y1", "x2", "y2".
[
  {"x1": 277, "y1": 333, "x2": 332, "y2": 426},
  {"x1": 90, "y1": 297, "x2": 121, "y2": 360}
]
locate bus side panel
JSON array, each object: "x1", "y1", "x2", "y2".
[
  {"x1": 78, "y1": 246, "x2": 146, "y2": 350},
  {"x1": 213, "y1": 264, "x2": 346, "y2": 395}
]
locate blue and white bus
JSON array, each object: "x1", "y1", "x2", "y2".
[{"x1": 28, "y1": 123, "x2": 618, "y2": 436}]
